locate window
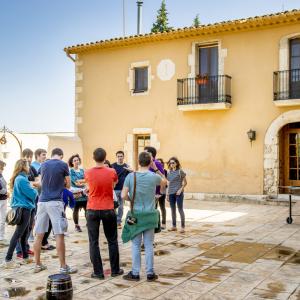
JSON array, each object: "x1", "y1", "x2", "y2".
[{"x1": 134, "y1": 67, "x2": 148, "y2": 93}]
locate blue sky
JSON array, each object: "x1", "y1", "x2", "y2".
[{"x1": 0, "y1": 0, "x2": 299, "y2": 133}]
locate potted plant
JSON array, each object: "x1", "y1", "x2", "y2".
[{"x1": 196, "y1": 74, "x2": 209, "y2": 85}]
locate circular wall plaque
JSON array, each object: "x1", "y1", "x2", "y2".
[{"x1": 157, "y1": 59, "x2": 175, "y2": 81}]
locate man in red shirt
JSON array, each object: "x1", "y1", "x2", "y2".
[{"x1": 85, "y1": 148, "x2": 123, "y2": 279}]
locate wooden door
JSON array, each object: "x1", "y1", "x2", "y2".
[
  {"x1": 284, "y1": 128, "x2": 300, "y2": 186},
  {"x1": 134, "y1": 135, "x2": 150, "y2": 169}
]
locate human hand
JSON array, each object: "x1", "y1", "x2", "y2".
[{"x1": 176, "y1": 188, "x2": 183, "y2": 196}]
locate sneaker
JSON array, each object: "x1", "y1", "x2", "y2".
[
  {"x1": 91, "y1": 273, "x2": 105, "y2": 280},
  {"x1": 1, "y1": 260, "x2": 20, "y2": 269},
  {"x1": 111, "y1": 269, "x2": 124, "y2": 277},
  {"x1": 41, "y1": 245, "x2": 56, "y2": 251},
  {"x1": 161, "y1": 224, "x2": 166, "y2": 230},
  {"x1": 168, "y1": 227, "x2": 177, "y2": 232},
  {"x1": 34, "y1": 264, "x2": 47, "y2": 273},
  {"x1": 75, "y1": 225, "x2": 82, "y2": 232},
  {"x1": 20, "y1": 258, "x2": 33, "y2": 265},
  {"x1": 27, "y1": 249, "x2": 34, "y2": 256},
  {"x1": 147, "y1": 273, "x2": 158, "y2": 282},
  {"x1": 123, "y1": 271, "x2": 140, "y2": 282},
  {"x1": 60, "y1": 265, "x2": 78, "y2": 274},
  {"x1": 180, "y1": 228, "x2": 185, "y2": 234},
  {"x1": 16, "y1": 253, "x2": 23, "y2": 259}
]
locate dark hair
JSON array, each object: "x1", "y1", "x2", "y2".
[
  {"x1": 68, "y1": 154, "x2": 81, "y2": 168},
  {"x1": 0, "y1": 160, "x2": 6, "y2": 168},
  {"x1": 116, "y1": 150, "x2": 124, "y2": 156},
  {"x1": 104, "y1": 160, "x2": 111, "y2": 168},
  {"x1": 157, "y1": 158, "x2": 164, "y2": 166},
  {"x1": 144, "y1": 146, "x2": 157, "y2": 158},
  {"x1": 93, "y1": 148, "x2": 106, "y2": 163},
  {"x1": 51, "y1": 148, "x2": 64, "y2": 157},
  {"x1": 139, "y1": 151, "x2": 151, "y2": 167},
  {"x1": 22, "y1": 148, "x2": 33, "y2": 158},
  {"x1": 167, "y1": 157, "x2": 181, "y2": 170},
  {"x1": 34, "y1": 148, "x2": 47, "y2": 160}
]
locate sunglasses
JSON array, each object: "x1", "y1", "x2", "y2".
[{"x1": 169, "y1": 162, "x2": 176, "y2": 165}]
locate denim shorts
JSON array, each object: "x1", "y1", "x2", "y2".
[{"x1": 35, "y1": 201, "x2": 68, "y2": 235}]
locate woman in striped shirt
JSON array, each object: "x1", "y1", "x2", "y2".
[{"x1": 167, "y1": 157, "x2": 187, "y2": 233}]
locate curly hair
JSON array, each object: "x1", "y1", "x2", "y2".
[{"x1": 68, "y1": 154, "x2": 81, "y2": 168}]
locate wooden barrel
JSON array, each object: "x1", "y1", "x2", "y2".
[{"x1": 46, "y1": 274, "x2": 73, "y2": 300}]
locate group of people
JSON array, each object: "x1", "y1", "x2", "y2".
[{"x1": 0, "y1": 145, "x2": 187, "y2": 281}]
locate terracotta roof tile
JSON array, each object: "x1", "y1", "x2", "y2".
[{"x1": 64, "y1": 9, "x2": 300, "y2": 54}]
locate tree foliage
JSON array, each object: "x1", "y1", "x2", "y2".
[
  {"x1": 151, "y1": 0, "x2": 173, "y2": 33},
  {"x1": 193, "y1": 14, "x2": 201, "y2": 27}
]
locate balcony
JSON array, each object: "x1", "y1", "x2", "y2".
[
  {"x1": 273, "y1": 69, "x2": 300, "y2": 106},
  {"x1": 177, "y1": 75, "x2": 232, "y2": 111}
]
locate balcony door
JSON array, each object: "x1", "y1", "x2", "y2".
[
  {"x1": 289, "y1": 38, "x2": 300, "y2": 99},
  {"x1": 198, "y1": 45, "x2": 218, "y2": 103}
]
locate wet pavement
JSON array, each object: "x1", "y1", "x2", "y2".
[{"x1": 1, "y1": 200, "x2": 300, "y2": 299}]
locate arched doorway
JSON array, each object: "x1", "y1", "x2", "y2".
[
  {"x1": 278, "y1": 122, "x2": 300, "y2": 190},
  {"x1": 264, "y1": 110, "x2": 300, "y2": 195}
]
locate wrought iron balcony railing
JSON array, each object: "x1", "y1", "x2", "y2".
[
  {"x1": 273, "y1": 69, "x2": 300, "y2": 101},
  {"x1": 177, "y1": 75, "x2": 232, "y2": 106}
]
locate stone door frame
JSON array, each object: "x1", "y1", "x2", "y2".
[{"x1": 264, "y1": 110, "x2": 300, "y2": 195}]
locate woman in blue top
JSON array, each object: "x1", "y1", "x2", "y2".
[
  {"x1": 68, "y1": 154, "x2": 87, "y2": 232},
  {"x1": 2, "y1": 159, "x2": 38, "y2": 268}
]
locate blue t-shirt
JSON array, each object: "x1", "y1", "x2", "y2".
[
  {"x1": 39, "y1": 159, "x2": 70, "y2": 202},
  {"x1": 31, "y1": 161, "x2": 41, "y2": 173},
  {"x1": 123, "y1": 171, "x2": 161, "y2": 212}
]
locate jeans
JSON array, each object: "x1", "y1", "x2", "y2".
[
  {"x1": 132, "y1": 229, "x2": 155, "y2": 276},
  {"x1": 169, "y1": 192, "x2": 185, "y2": 228},
  {"x1": 115, "y1": 190, "x2": 123, "y2": 225},
  {"x1": 155, "y1": 194, "x2": 166, "y2": 225},
  {"x1": 86, "y1": 209, "x2": 120, "y2": 275},
  {"x1": 16, "y1": 208, "x2": 35, "y2": 254},
  {"x1": 6, "y1": 208, "x2": 33, "y2": 261},
  {"x1": 73, "y1": 201, "x2": 87, "y2": 225},
  {"x1": 0, "y1": 200, "x2": 7, "y2": 240}
]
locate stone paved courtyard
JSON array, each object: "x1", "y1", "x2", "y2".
[{"x1": 1, "y1": 200, "x2": 300, "y2": 300}]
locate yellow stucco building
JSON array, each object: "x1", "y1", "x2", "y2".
[{"x1": 65, "y1": 10, "x2": 300, "y2": 198}]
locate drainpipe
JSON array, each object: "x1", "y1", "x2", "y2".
[{"x1": 137, "y1": 0, "x2": 143, "y2": 35}]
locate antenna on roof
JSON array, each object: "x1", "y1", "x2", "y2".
[
  {"x1": 137, "y1": 0, "x2": 143, "y2": 35},
  {"x1": 123, "y1": 0, "x2": 126, "y2": 37}
]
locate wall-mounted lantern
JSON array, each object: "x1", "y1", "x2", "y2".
[{"x1": 247, "y1": 129, "x2": 256, "y2": 146}]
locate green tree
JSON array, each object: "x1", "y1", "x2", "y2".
[
  {"x1": 151, "y1": 0, "x2": 173, "y2": 33},
  {"x1": 193, "y1": 14, "x2": 200, "y2": 27}
]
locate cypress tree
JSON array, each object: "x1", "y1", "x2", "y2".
[
  {"x1": 193, "y1": 14, "x2": 201, "y2": 27},
  {"x1": 151, "y1": 0, "x2": 173, "y2": 33}
]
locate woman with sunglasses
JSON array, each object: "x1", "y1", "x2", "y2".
[{"x1": 167, "y1": 157, "x2": 187, "y2": 233}]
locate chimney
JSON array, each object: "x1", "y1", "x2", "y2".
[{"x1": 137, "y1": 0, "x2": 143, "y2": 35}]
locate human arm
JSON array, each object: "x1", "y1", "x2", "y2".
[
  {"x1": 176, "y1": 170, "x2": 187, "y2": 195},
  {"x1": 20, "y1": 177, "x2": 38, "y2": 201},
  {"x1": 121, "y1": 174, "x2": 131, "y2": 201},
  {"x1": 65, "y1": 176, "x2": 71, "y2": 189}
]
